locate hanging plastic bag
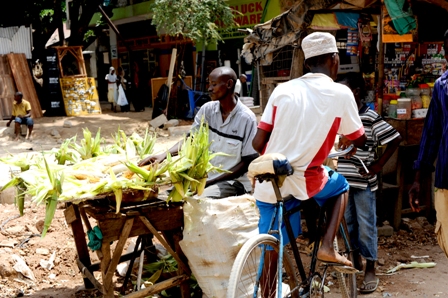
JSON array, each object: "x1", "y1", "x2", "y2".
[{"x1": 117, "y1": 84, "x2": 128, "y2": 106}]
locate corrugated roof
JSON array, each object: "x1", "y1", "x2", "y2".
[{"x1": 0, "y1": 26, "x2": 32, "y2": 59}]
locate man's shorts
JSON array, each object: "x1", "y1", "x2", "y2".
[
  {"x1": 15, "y1": 117, "x2": 33, "y2": 126},
  {"x1": 256, "y1": 166, "x2": 349, "y2": 246}
]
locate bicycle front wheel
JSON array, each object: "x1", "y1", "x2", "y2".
[
  {"x1": 227, "y1": 234, "x2": 299, "y2": 298},
  {"x1": 334, "y1": 221, "x2": 357, "y2": 298}
]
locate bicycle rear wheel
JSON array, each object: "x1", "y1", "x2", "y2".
[
  {"x1": 334, "y1": 221, "x2": 357, "y2": 298},
  {"x1": 227, "y1": 234, "x2": 299, "y2": 298}
]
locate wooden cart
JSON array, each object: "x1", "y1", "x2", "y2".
[{"x1": 64, "y1": 197, "x2": 191, "y2": 298}]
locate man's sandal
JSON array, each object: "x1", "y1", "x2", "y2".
[{"x1": 360, "y1": 277, "x2": 379, "y2": 294}]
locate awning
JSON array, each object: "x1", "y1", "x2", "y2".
[{"x1": 45, "y1": 22, "x2": 71, "y2": 48}]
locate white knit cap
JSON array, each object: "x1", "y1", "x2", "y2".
[{"x1": 302, "y1": 32, "x2": 338, "y2": 60}]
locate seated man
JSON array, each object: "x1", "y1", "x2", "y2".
[
  {"x1": 139, "y1": 66, "x2": 259, "y2": 199},
  {"x1": 6, "y1": 92, "x2": 34, "y2": 141},
  {"x1": 252, "y1": 32, "x2": 367, "y2": 273}
]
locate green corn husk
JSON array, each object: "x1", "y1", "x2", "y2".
[
  {"x1": 166, "y1": 117, "x2": 230, "y2": 202},
  {"x1": 71, "y1": 128, "x2": 104, "y2": 160},
  {"x1": 54, "y1": 137, "x2": 78, "y2": 165}
]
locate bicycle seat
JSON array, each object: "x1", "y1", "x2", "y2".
[{"x1": 248, "y1": 153, "x2": 293, "y2": 187}]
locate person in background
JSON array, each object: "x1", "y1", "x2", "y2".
[
  {"x1": 6, "y1": 92, "x2": 34, "y2": 141},
  {"x1": 105, "y1": 67, "x2": 117, "y2": 112},
  {"x1": 117, "y1": 67, "x2": 130, "y2": 112},
  {"x1": 139, "y1": 66, "x2": 259, "y2": 199},
  {"x1": 409, "y1": 29, "x2": 448, "y2": 259},
  {"x1": 338, "y1": 72, "x2": 402, "y2": 294},
  {"x1": 234, "y1": 74, "x2": 249, "y2": 97}
]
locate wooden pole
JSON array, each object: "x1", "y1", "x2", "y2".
[
  {"x1": 377, "y1": 9, "x2": 385, "y2": 116},
  {"x1": 165, "y1": 48, "x2": 177, "y2": 116}
]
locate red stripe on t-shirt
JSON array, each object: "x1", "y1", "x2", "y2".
[
  {"x1": 258, "y1": 106, "x2": 277, "y2": 133},
  {"x1": 259, "y1": 106, "x2": 277, "y2": 155},
  {"x1": 344, "y1": 126, "x2": 365, "y2": 140},
  {"x1": 304, "y1": 117, "x2": 341, "y2": 197}
]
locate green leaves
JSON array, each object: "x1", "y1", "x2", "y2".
[
  {"x1": 71, "y1": 128, "x2": 104, "y2": 160},
  {"x1": 151, "y1": 0, "x2": 237, "y2": 44}
]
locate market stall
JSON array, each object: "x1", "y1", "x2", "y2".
[
  {"x1": 54, "y1": 46, "x2": 102, "y2": 116},
  {"x1": 241, "y1": 0, "x2": 447, "y2": 227}
]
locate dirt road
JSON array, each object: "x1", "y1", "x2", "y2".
[{"x1": 0, "y1": 107, "x2": 445, "y2": 297}]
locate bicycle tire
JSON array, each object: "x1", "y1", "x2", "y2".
[
  {"x1": 334, "y1": 225, "x2": 357, "y2": 298},
  {"x1": 227, "y1": 234, "x2": 299, "y2": 298}
]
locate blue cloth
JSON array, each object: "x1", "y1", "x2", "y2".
[
  {"x1": 257, "y1": 166, "x2": 349, "y2": 246},
  {"x1": 334, "y1": 12, "x2": 360, "y2": 29},
  {"x1": 344, "y1": 186, "x2": 377, "y2": 261},
  {"x1": 87, "y1": 226, "x2": 103, "y2": 251},
  {"x1": 14, "y1": 117, "x2": 33, "y2": 126},
  {"x1": 414, "y1": 70, "x2": 448, "y2": 189}
]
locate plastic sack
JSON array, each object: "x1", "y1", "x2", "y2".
[
  {"x1": 179, "y1": 195, "x2": 260, "y2": 298},
  {"x1": 117, "y1": 85, "x2": 128, "y2": 106}
]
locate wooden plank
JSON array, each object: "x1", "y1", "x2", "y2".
[
  {"x1": 139, "y1": 216, "x2": 191, "y2": 276},
  {"x1": 66, "y1": 204, "x2": 94, "y2": 289},
  {"x1": 261, "y1": 76, "x2": 291, "y2": 84},
  {"x1": 172, "y1": 230, "x2": 191, "y2": 298},
  {"x1": 97, "y1": 205, "x2": 184, "y2": 243},
  {"x1": 100, "y1": 241, "x2": 112, "y2": 297},
  {"x1": 76, "y1": 259, "x2": 104, "y2": 292},
  {"x1": 124, "y1": 275, "x2": 189, "y2": 298},
  {"x1": 7, "y1": 53, "x2": 43, "y2": 118},
  {"x1": 103, "y1": 217, "x2": 134, "y2": 291},
  {"x1": 63, "y1": 204, "x2": 78, "y2": 225},
  {"x1": 0, "y1": 55, "x2": 16, "y2": 120}
]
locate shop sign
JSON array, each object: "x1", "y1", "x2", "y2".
[
  {"x1": 216, "y1": 1, "x2": 264, "y2": 29},
  {"x1": 230, "y1": 1, "x2": 264, "y2": 27}
]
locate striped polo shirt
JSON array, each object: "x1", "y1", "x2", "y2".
[
  {"x1": 191, "y1": 98, "x2": 258, "y2": 191},
  {"x1": 337, "y1": 105, "x2": 400, "y2": 191}
]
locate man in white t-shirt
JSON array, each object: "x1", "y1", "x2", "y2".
[{"x1": 252, "y1": 32, "x2": 367, "y2": 269}]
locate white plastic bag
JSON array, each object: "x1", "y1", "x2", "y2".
[
  {"x1": 179, "y1": 195, "x2": 260, "y2": 298},
  {"x1": 117, "y1": 85, "x2": 128, "y2": 106}
]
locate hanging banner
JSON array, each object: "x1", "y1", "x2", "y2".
[{"x1": 382, "y1": 4, "x2": 417, "y2": 43}]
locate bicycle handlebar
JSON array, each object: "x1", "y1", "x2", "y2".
[
  {"x1": 327, "y1": 144, "x2": 355, "y2": 159},
  {"x1": 327, "y1": 144, "x2": 370, "y2": 174}
]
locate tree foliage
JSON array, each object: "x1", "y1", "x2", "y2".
[{"x1": 151, "y1": 0, "x2": 236, "y2": 44}]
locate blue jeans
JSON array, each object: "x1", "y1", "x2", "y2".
[
  {"x1": 15, "y1": 117, "x2": 33, "y2": 126},
  {"x1": 344, "y1": 186, "x2": 377, "y2": 261}
]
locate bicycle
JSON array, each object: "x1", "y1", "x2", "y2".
[{"x1": 227, "y1": 146, "x2": 360, "y2": 298}]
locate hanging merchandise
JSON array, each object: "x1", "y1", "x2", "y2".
[
  {"x1": 346, "y1": 29, "x2": 359, "y2": 56},
  {"x1": 55, "y1": 46, "x2": 102, "y2": 117}
]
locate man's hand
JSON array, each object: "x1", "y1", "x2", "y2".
[
  {"x1": 408, "y1": 181, "x2": 421, "y2": 212},
  {"x1": 138, "y1": 153, "x2": 166, "y2": 167},
  {"x1": 367, "y1": 162, "x2": 382, "y2": 176},
  {"x1": 338, "y1": 135, "x2": 357, "y2": 158},
  {"x1": 6, "y1": 121, "x2": 11, "y2": 127}
]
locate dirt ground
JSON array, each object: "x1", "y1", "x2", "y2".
[{"x1": 0, "y1": 106, "x2": 446, "y2": 297}]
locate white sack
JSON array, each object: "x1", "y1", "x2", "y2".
[{"x1": 179, "y1": 195, "x2": 260, "y2": 298}]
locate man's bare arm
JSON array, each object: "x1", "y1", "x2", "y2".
[
  {"x1": 252, "y1": 128, "x2": 271, "y2": 154},
  {"x1": 206, "y1": 154, "x2": 258, "y2": 187}
]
